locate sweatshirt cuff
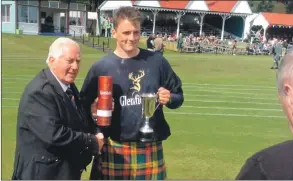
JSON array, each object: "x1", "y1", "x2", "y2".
[{"x1": 166, "y1": 93, "x2": 183, "y2": 109}]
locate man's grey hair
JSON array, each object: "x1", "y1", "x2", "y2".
[
  {"x1": 277, "y1": 51, "x2": 293, "y2": 95},
  {"x1": 46, "y1": 37, "x2": 79, "y2": 64}
]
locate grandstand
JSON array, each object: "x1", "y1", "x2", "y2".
[
  {"x1": 98, "y1": 0, "x2": 252, "y2": 40},
  {"x1": 95, "y1": 0, "x2": 292, "y2": 54},
  {"x1": 248, "y1": 12, "x2": 293, "y2": 43}
]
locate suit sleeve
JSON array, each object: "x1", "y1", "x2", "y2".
[
  {"x1": 235, "y1": 157, "x2": 268, "y2": 180},
  {"x1": 160, "y1": 56, "x2": 184, "y2": 109},
  {"x1": 25, "y1": 89, "x2": 100, "y2": 156}
]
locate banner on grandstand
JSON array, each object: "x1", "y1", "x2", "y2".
[{"x1": 271, "y1": 25, "x2": 292, "y2": 28}]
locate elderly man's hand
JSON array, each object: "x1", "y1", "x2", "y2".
[
  {"x1": 157, "y1": 87, "x2": 171, "y2": 105},
  {"x1": 95, "y1": 133, "x2": 104, "y2": 154},
  {"x1": 91, "y1": 97, "x2": 115, "y2": 119}
]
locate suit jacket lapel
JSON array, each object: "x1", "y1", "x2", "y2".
[
  {"x1": 42, "y1": 68, "x2": 65, "y2": 98},
  {"x1": 42, "y1": 69, "x2": 80, "y2": 118},
  {"x1": 70, "y1": 83, "x2": 88, "y2": 125}
]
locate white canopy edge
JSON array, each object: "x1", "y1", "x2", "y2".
[{"x1": 99, "y1": 0, "x2": 133, "y2": 11}]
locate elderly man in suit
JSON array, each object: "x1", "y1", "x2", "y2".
[
  {"x1": 12, "y1": 37, "x2": 104, "y2": 180},
  {"x1": 236, "y1": 51, "x2": 293, "y2": 179}
]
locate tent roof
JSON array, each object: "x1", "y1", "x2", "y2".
[
  {"x1": 159, "y1": 0, "x2": 190, "y2": 10},
  {"x1": 99, "y1": 0, "x2": 252, "y2": 15},
  {"x1": 185, "y1": 1, "x2": 209, "y2": 11},
  {"x1": 206, "y1": 0, "x2": 237, "y2": 13},
  {"x1": 262, "y1": 12, "x2": 293, "y2": 26}
]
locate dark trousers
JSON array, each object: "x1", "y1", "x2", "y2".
[{"x1": 89, "y1": 156, "x2": 102, "y2": 180}]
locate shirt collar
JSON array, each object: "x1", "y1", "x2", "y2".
[{"x1": 50, "y1": 69, "x2": 70, "y2": 92}]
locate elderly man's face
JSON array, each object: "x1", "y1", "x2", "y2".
[
  {"x1": 50, "y1": 44, "x2": 81, "y2": 84},
  {"x1": 279, "y1": 83, "x2": 293, "y2": 133},
  {"x1": 112, "y1": 19, "x2": 140, "y2": 53}
]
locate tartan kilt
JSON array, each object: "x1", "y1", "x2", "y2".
[{"x1": 92, "y1": 138, "x2": 167, "y2": 180}]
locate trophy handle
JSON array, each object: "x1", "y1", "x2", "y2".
[
  {"x1": 155, "y1": 103, "x2": 160, "y2": 111},
  {"x1": 154, "y1": 95, "x2": 160, "y2": 111}
]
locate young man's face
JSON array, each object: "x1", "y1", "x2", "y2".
[{"x1": 112, "y1": 19, "x2": 141, "y2": 52}]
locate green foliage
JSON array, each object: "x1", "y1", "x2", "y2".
[
  {"x1": 76, "y1": 0, "x2": 90, "y2": 4},
  {"x1": 60, "y1": 0, "x2": 90, "y2": 4},
  {"x1": 257, "y1": 0, "x2": 274, "y2": 12},
  {"x1": 247, "y1": 0, "x2": 254, "y2": 8},
  {"x1": 285, "y1": 1, "x2": 293, "y2": 13},
  {"x1": 88, "y1": 0, "x2": 104, "y2": 11},
  {"x1": 248, "y1": 0, "x2": 288, "y2": 13}
]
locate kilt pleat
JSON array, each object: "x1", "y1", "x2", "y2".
[{"x1": 95, "y1": 138, "x2": 167, "y2": 180}]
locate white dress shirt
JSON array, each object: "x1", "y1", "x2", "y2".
[{"x1": 50, "y1": 70, "x2": 76, "y2": 108}]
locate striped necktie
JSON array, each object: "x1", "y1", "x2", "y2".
[{"x1": 66, "y1": 87, "x2": 77, "y2": 109}]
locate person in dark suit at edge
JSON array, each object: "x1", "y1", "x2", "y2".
[
  {"x1": 236, "y1": 51, "x2": 293, "y2": 179},
  {"x1": 11, "y1": 37, "x2": 104, "y2": 180}
]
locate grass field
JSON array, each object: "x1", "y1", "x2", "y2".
[{"x1": 2, "y1": 34, "x2": 291, "y2": 179}]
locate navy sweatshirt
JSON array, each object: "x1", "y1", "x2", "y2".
[{"x1": 80, "y1": 49, "x2": 184, "y2": 142}]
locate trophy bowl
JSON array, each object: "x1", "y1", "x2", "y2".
[{"x1": 139, "y1": 93, "x2": 158, "y2": 142}]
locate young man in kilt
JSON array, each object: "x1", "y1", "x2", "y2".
[{"x1": 80, "y1": 6, "x2": 184, "y2": 180}]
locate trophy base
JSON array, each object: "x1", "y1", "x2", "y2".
[{"x1": 139, "y1": 132, "x2": 154, "y2": 143}]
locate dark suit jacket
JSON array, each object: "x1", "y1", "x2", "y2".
[
  {"x1": 12, "y1": 68, "x2": 99, "y2": 180},
  {"x1": 236, "y1": 140, "x2": 293, "y2": 180}
]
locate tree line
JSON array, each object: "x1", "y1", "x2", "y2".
[{"x1": 248, "y1": 0, "x2": 293, "y2": 13}]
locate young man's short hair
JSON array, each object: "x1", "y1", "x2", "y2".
[{"x1": 113, "y1": 6, "x2": 141, "y2": 29}]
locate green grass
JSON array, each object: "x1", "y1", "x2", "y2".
[{"x1": 2, "y1": 33, "x2": 291, "y2": 180}]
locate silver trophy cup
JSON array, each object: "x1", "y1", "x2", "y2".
[{"x1": 139, "y1": 93, "x2": 158, "y2": 142}]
